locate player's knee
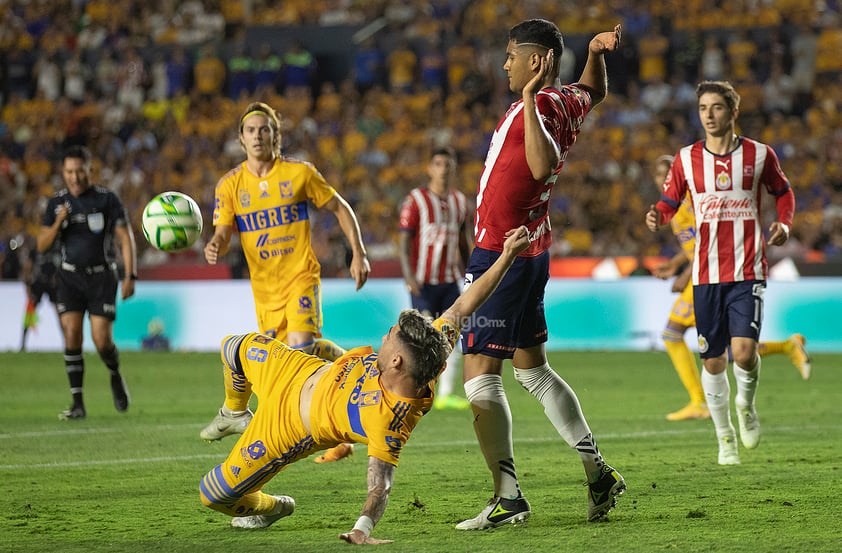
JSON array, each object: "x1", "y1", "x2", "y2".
[
  {"x1": 662, "y1": 326, "x2": 685, "y2": 343},
  {"x1": 290, "y1": 340, "x2": 315, "y2": 355}
]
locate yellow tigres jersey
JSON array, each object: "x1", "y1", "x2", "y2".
[
  {"x1": 669, "y1": 192, "x2": 697, "y2": 262},
  {"x1": 212, "y1": 157, "x2": 336, "y2": 307},
  {"x1": 308, "y1": 317, "x2": 460, "y2": 466}
]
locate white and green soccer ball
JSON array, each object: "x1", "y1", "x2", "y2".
[{"x1": 141, "y1": 191, "x2": 203, "y2": 252}]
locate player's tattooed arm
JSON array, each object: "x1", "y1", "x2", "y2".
[
  {"x1": 339, "y1": 456, "x2": 395, "y2": 544},
  {"x1": 361, "y1": 456, "x2": 394, "y2": 523}
]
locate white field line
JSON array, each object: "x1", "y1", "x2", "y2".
[{"x1": 0, "y1": 423, "x2": 833, "y2": 471}]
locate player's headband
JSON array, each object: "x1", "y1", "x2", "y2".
[{"x1": 240, "y1": 110, "x2": 268, "y2": 125}]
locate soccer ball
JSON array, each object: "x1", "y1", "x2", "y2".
[{"x1": 141, "y1": 191, "x2": 203, "y2": 252}]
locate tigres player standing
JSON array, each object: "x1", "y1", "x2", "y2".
[
  {"x1": 198, "y1": 226, "x2": 531, "y2": 544},
  {"x1": 201, "y1": 102, "x2": 370, "y2": 464}
]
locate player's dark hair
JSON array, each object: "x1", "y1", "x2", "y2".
[
  {"x1": 696, "y1": 80, "x2": 741, "y2": 113},
  {"x1": 396, "y1": 309, "x2": 452, "y2": 388},
  {"x1": 509, "y1": 19, "x2": 564, "y2": 72},
  {"x1": 238, "y1": 101, "x2": 282, "y2": 155},
  {"x1": 62, "y1": 145, "x2": 92, "y2": 166},
  {"x1": 431, "y1": 146, "x2": 456, "y2": 161}
]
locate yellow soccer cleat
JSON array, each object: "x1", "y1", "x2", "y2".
[
  {"x1": 786, "y1": 334, "x2": 812, "y2": 380},
  {"x1": 666, "y1": 402, "x2": 710, "y2": 421},
  {"x1": 314, "y1": 443, "x2": 354, "y2": 463},
  {"x1": 434, "y1": 394, "x2": 471, "y2": 410}
]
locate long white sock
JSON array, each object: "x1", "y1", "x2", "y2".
[
  {"x1": 513, "y1": 363, "x2": 590, "y2": 447},
  {"x1": 513, "y1": 363, "x2": 602, "y2": 481},
  {"x1": 733, "y1": 355, "x2": 760, "y2": 408},
  {"x1": 464, "y1": 374, "x2": 521, "y2": 499},
  {"x1": 437, "y1": 350, "x2": 460, "y2": 397},
  {"x1": 701, "y1": 369, "x2": 733, "y2": 437}
]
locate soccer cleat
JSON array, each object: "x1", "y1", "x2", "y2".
[
  {"x1": 199, "y1": 408, "x2": 253, "y2": 442},
  {"x1": 434, "y1": 394, "x2": 471, "y2": 410},
  {"x1": 455, "y1": 496, "x2": 531, "y2": 530},
  {"x1": 666, "y1": 402, "x2": 710, "y2": 421},
  {"x1": 786, "y1": 334, "x2": 812, "y2": 380},
  {"x1": 230, "y1": 495, "x2": 295, "y2": 529},
  {"x1": 58, "y1": 405, "x2": 86, "y2": 421},
  {"x1": 313, "y1": 443, "x2": 354, "y2": 463},
  {"x1": 736, "y1": 401, "x2": 760, "y2": 449},
  {"x1": 111, "y1": 374, "x2": 130, "y2": 412},
  {"x1": 717, "y1": 428, "x2": 740, "y2": 465},
  {"x1": 587, "y1": 465, "x2": 626, "y2": 521}
]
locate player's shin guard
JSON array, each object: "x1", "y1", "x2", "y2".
[
  {"x1": 733, "y1": 355, "x2": 760, "y2": 408},
  {"x1": 64, "y1": 348, "x2": 84, "y2": 406},
  {"x1": 200, "y1": 467, "x2": 277, "y2": 516},
  {"x1": 701, "y1": 369, "x2": 733, "y2": 436},
  {"x1": 513, "y1": 363, "x2": 590, "y2": 447},
  {"x1": 99, "y1": 345, "x2": 120, "y2": 373},
  {"x1": 220, "y1": 335, "x2": 252, "y2": 413},
  {"x1": 464, "y1": 374, "x2": 521, "y2": 500}
]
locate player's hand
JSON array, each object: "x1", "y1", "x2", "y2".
[
  {"x1": 121, "y1": 277, "x2": 135, "y2": 300},
  {"x1": 767, "y1": 221, "x2": 790, "y2": 246},
  {"x1": 350, "y1": 254, "x2": 371, "y2": 291},
  {"x1": 645, "y1": 204, "x2": 660, "y2": 232},
  {"x1": 405, "y1": 278, "x2": 421, "y2": 297},
  {"x1": 653, "y1": 262, "x2": 674, "y2": 280},
  {"x1": 589, "y1": 24, "x2": 622, "y2": 55},
  {"x1": 523, "y1": 47, "x2": 553, "y2": 98},
  {"x1": 204, "y1": 240, "x2": 220, "y2": 264},
  {"x1": 502, "y1": 225, "x2": 530, "y2": 257},
  {"x1": 338, "y1": 529, "x2": 393, "y2": 545},
  {"x1": 55, "y1": 204, "x2": 69, "y2": 226}
]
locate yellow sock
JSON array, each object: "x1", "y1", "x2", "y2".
[
  {"x1": 311, "y1": 338, "x2": 347, "y2": 361},
  {"x1": 222, "y1": 363, "x2": 252, "y2": 413},
  {"x1": 205, "y1": 490, "x2": 278, "y2": 517},
  {"x1": 663, "y1": 331, "x2": 705, "y2": 405},
  {"x1": 758, "y1": 340, "x2": 786, "y2": 356}
]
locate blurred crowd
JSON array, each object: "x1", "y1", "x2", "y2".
[{"x1": 2, "y1": 0, "x2": 842, "y2": 281}]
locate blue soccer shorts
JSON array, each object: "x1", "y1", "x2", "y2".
[
  {"x1": 459, "y1": 247, "x2": 549, "y2": 359},
  {"x1": 693, "y1": 280, "x2": 765, "y2": 359}
]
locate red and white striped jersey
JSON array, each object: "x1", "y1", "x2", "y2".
[
  {"x1": 656, "y1": 137, "x2": 794, "y2": 285},
  {"x1": 399, "y1": 187, "x2": 469, "y2": 285},
  {"x1": 474, "y1": 85, "x2": 592, "y2": 257}
]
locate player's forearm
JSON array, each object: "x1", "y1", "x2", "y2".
[
  {"x1": 396, "y1": 232, "x2": 414, "y2": 282},
  {"x1": 577, "y1": 53, "x2": 607, "y2": 105},
  {"x1": 359, "y1": 457, "x2": 394, "y2": 527},
  {"x1": 522, "y1": 97, "x2": 560, "y2": 181},
  {"x1": 333, "y1": 197, "x2": 368, "y2": 258},
  {"x1": 118, "y1": 225, "x2": 137, "y2": 277},
  {"x1": 36, "y1": 226, "x2": 58, "y2": 253}
]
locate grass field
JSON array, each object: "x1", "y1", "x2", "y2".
[{"x1": 1, "y1": 349, "x2": 838, "y2": 552}]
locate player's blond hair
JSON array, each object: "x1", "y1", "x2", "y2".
[
  {"x1": 396, "y1": 309, "x2": 452, "y2": 389},
  {"x1": 238, "y1": 101, "x2": 282, "y2": 155}
]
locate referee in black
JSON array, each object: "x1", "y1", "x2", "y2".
[{"x1": 37, "y1": 145, "x2": 137, "y2": 420}]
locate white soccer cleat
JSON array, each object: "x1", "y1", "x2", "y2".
[
  {"x1": 200, "y1": 408, "x2": 253, "y2": 442},
  {"x1": 736, "y1": 401, "x2": 760, "y2": 449},
  {"x1": 230, "y1": 495, "x2": 295, "y2": 529},
  {"x1": 717, "y1": 428, "x2": 740, "y2": 465}
]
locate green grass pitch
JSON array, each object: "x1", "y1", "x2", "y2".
[{"x1": 1, "y1": 350, "x2": 838, "y2": 552}]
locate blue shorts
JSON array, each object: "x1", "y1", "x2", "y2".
[
  {"x1": 460, "y1": 247, "x2": 549, "y2": 359},
  {"x1": 693, "y1": 280, "x2": 765, "y2": 359},
  {"x1": 411, "y1": 282, "x2": 461, "y2": 318}
]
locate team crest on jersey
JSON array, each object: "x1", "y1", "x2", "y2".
[
  {"x1": 698, "y1": 335, "x2": 709, "y2": 354},
  {"x1": 358, "y1": 390, "x2": 382, "y2": 407},
  {"x1": 239, "y1": 189, "x2": 251, "y2": 208},
  {"x1": 716, "y1": 172, "x2": 731, "y2": 190},
  {"x1": 279, "y1": 180, "x2": 293, "y2": 199},
  {"x1": 258, "y1": 180, "x2": 270, "y2": 198}
]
